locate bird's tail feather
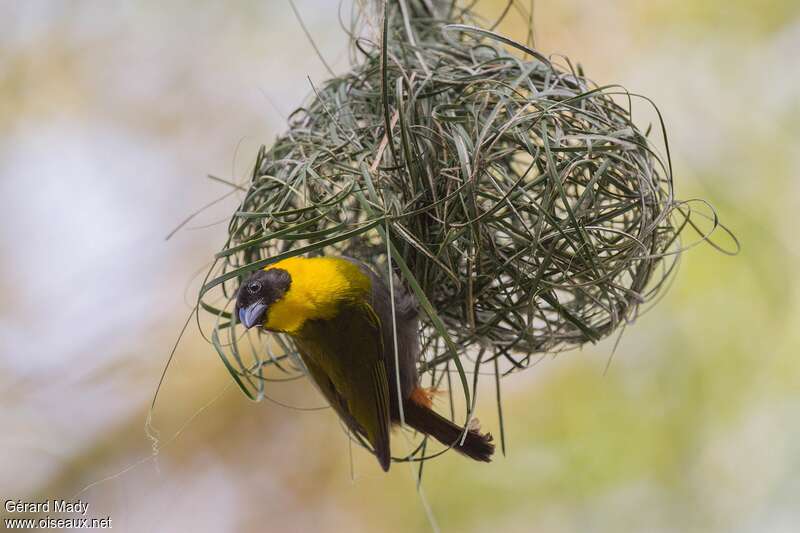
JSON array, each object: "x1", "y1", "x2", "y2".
[{"x1": 402, "y1": 393, "x2": 494, "y2": 462}]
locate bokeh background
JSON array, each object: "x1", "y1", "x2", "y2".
[{"x1": 2, "y1": 1, "x2": 798, "y2": 531}]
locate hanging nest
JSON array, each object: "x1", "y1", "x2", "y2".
[{"x1": 197, "y1": 1, "x2": 730, "y2": 457}]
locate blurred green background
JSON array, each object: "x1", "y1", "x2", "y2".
[{"x1": 1, "y1": 1, "x2": 798, "y2": 532}]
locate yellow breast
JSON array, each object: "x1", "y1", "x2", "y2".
[{"x1": 263, "y1": 256, "x2": 371, "y2": 334}]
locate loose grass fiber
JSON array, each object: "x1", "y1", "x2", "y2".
[{"x1": 196, "y1": 0, "x2": 736, "y2": 463}]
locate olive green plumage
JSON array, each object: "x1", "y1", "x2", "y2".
[
  {"x1": 295, "y1": 301, "x2": 394, "y2": 470},
  {"x1": 235, "y1": 256, "x2": 494, "y2": 471}
]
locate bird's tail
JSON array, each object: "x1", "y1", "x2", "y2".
[{"x1": 402, "y1": 388, "x2": 494, "y2": 462}]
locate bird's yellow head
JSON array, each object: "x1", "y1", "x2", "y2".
[{"x1": 235, "y1": 256, "x2": 371, "y2": 334}]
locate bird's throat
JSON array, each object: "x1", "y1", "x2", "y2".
[{"x1": 262, "y1": 256, "x2": 371, "y2": 333}]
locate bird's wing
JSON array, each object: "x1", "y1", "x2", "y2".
[
  {"x1": 343, "y1": 256, "x2": 421, "y2": 399},
  {"x1": 300, "y1": 354, "x2": 366, "y2": 437},
  {"x1": 296, "y1": 302, "x2": 392, "y2": 471}
]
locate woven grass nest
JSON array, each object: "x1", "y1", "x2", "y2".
[{"x1": 197, "y1": 1, "x2": 731, "y2": 455}]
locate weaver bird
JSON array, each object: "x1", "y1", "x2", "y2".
[{"x1": 235, "y1": 255, "x2": 494, "y2": 471}]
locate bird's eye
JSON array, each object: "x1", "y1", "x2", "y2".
[{"x1": 248, "y1": 281, "x2": 262, "y2": 294}]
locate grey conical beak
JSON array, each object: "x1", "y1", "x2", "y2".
[{"x1": 239, "y1": 302, "x2": 267, "y2": 329}]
